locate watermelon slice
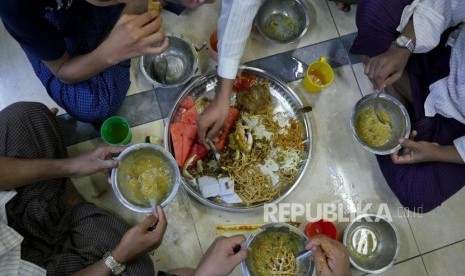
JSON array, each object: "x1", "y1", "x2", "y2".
[
  {"x1": 181, "y1": 107, "x2": 198, "y2": 125},
  {"x1": 169, "y1": 123, "x2": 198, "y2": 167},
  {"x1": 214, "y1": 108, "x2": 239, "y2": 150},
  {"x1": 189, "y1": 142, "x2": 209, "y2": 167},
  {"x1": 180, "y1": 96, "x2": 195, "y2": 110}
]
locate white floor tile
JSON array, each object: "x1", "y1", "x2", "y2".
[
  {"x1": 407, "y1": 188, "x2": 465, "y2": 254},
  {"x1": 0, "y1": 21, "x2": 65, "y2": 114},
  {"x1": 326, "y1": 1, "x2": 358, "y2": 36},
  {"x1": 352, "y1": 62, "x2": 373, "y2": 96},
  {"x1": 371, "y1": 257, "x2": 427, "y2": 276},
  {"x1": 422, "y1": 240, "x2": 465, "y2": 276}
]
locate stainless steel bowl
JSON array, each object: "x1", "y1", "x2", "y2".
[
  {"x1": 242, "y1": 223, "x2": 313, "y2": 276},
  {"x1": 350, "y1": 93, "x2": 411, "y2": 155},
  {"x1": 140, "y1": 33, "x2": 198, "y2": 88},
  {"x1": 343, "y1": 214, "x2": 400, "y2": 274},
  {"x1": 111, "y1": 143, "x2": 180, "y2": 213},
  {"x1": 254, "y1": 0, "x2": 310, "y2": 44}
]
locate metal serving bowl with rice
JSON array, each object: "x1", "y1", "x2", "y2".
[{"x1": 111, "y1": 143, "x2": 180, "y2": 213}]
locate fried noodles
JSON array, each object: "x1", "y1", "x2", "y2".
[
  {"x1": 189, "y1": 80, "x2": 305, "y2": 205},
  {"x1": 251, "y1": 231, "x2": 299, "y2": 276}
]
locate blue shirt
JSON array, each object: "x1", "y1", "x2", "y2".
[{"x1": 0, "y1": 0, "x2": 73, "y2": 61}]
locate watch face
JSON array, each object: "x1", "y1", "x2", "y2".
[{"x1": 396, "y1": 35, "x2": 409, "y2": 46}]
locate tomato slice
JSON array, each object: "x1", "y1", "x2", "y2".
[{"x1": 233, "y1": 72, "x2": 257, "y2": 92}]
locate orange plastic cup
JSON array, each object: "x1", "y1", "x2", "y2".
[{"x1": 305, "y1": 219, "x2": 337, "y2": 240}]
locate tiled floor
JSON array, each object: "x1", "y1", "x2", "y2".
[{"x1": 1, "y1": 0, "x2": 464, "y2": 275}]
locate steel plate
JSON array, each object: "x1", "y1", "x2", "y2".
[{"x1": 164, "y1": 67, "x2": 312, "y2": 212}]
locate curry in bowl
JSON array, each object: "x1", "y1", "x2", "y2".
[
  {"x1": 112, "y1": 144, "x2": 180, "y2": 212},
  {"x1": 350, "y1": 93, "x2": 411, "y2": 155}
]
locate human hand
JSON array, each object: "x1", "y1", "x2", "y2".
[
  {"x1": 197, "y1": 97, "x2": 230, "y2": 148},
  {"x1": 391, "y1": 130, "x2": 441, "y2": 164},
  {"x1": 365, "y1": 44, "x2": 411, "y2": 91},
  {"x1": 70, "y1": 145, "x2": 125, "y2": 176},
  {"x1": 194, "y1": 235, "x2": 249, "y2": 276},
  {"x1": 165, "y1": 0, "x2": 215, "y2": 9},
  {"x1": 112, "y1": 206, "x2": 167, "y2": 263},
  {"x1": 306, "y1": 235, "x2": 351, "y2": 276},
  {"x1": 102, "y1": 10, "x2": 168, "y2": 64}
]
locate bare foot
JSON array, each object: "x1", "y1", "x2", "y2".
[
  {"x1": 50, "y1": 107, "x2": 59, "y2": 116},
  {"x1": 336, "y1": 2, "x2": 351, "y2": 12}
]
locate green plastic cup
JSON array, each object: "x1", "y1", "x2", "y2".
[{"x1": 101, "y1": 116, "x2": 132, "y2": 145}]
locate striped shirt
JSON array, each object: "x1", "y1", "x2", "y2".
[
  {"x1": 0, "y1": 191, "x2": 46, "y2": 276},
  {"x1": 217, "y1": 0, "x2": 262, "y2": 79},
  {"x1": 397, "y1": 0, "x2": 465, "y2": 161}
]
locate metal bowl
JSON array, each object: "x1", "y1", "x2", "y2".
[
  {"x1": 140, "y1": 33, "x2": 198, "y2": 88},
  {"x1": 111, "y1": 143, "x2": 180, "y2": 213},
  {"x1": 343, "y1": 214, "x2": 400, "y2": 274},
  {"x1": 350, "y1": 93, "x2": 411, "y2": 155},
  {"x1": 164, "y1": 67, "x2": 313, "y2": 212},
  {"x1": 242, "y1": 223, "x2": 313, "y2": 276},
  {"x1": 254, "y1": 0, "x2": 310, "y2": 44}
]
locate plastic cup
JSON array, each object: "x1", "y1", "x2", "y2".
[
  {"x1": 100, "y1": 116, "x2": 132, "y2": 146},
  {"x1": 302, "y1": 56, "x2": 334, "y2": 93},
  {"x1": 305, "y1": 219, "x2": 337, "y2": 240}
]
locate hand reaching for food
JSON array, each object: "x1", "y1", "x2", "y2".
[
  {"x1": 194, "y1": 235, "x2": 249, "y2": 276},
  {"x1": 197, "y1": 78, "x2": 235, "y2": 148},
  {"x1": 364, "y1": 44, "x2": 410, "y2": 91},
  {"x1": 306, "y1": 234, "x2": 351, "y2": 276},
  {"x1": 112, "y1": 206, "x2": 167, "y2": 263},
  {"x1": 70, "y1": 145, "x2": 126, "y2": 177}
]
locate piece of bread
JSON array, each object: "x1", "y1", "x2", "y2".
[{"x1": 148, "y1": 0, "x2": 162, "y2": 12}]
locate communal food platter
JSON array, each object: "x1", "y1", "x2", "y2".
[{"x1": 164, "y1": 67, "x2": 312, "y2": 212}]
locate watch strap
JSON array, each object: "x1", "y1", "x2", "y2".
[
  {"x1": 394, "y1": 35, "x2": 415, "y2": 53},
  {"x1": 103, "y1": 252, "x2": 126, "y2": 275}
]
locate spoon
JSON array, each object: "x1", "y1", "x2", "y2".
[
  {"x1": 374, "y1": 92, "x2": 387, "y2": 124},
  {"x1": 299, "y1": 106, "x2": 313, "y2": 114},
  {"x1": 207, "y1": 140, "x2": 221, "y2": 166},
  {"x1": 150, "y1": 196, "x2": 158, "y2": 214},
  {"x1": 295, "y1": 249, "x2": 313, "y2": 262},
  {"x1": 154, "y1": 56, "x2": 168, "y2": 85}
]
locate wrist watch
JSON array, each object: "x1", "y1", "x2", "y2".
[
  {"x1": 103, "y1": 252, "x2": 126, "y2": 275},
  {"x1": 393, "y1": 35, "x2": 415, "y2": 53}
]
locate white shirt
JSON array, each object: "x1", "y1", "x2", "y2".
[
  {"x1": 0, "y1": 191, "x2": 46, "y2": 276},
  {"x1": 217, "y1": 0, "x2": 262, "y2": 79},
  {"x1": 397, "y1": 0, "x2": 465, "y2": 161}
]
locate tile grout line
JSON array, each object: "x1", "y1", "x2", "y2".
[
  {"x1": 324, "y1": 0, "x2": 364, "y2": 98},
  {"x1": 405, "y1": 216, "x2": 427, "y2": 274},
  {"x1": 419, "y1": 238, "x2": 465, "y2": 256}
]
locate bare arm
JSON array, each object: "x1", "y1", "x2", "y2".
[
  {"x1": 71, "y1": 207, "x2": 167, "y2": 276},
  {"x1": 0, "y1": 146, "x2": 124, "y2": 190},
  {"x1": 43, "y1": 11, "x2": 168, "y2": 84},
  {"x1": 391, "y1": 131, "x2": 464, "y2": 165}
]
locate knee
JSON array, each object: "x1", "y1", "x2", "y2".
[
  {"x1": 388, "y1": 180, "x2": 441, "y2": 214},
  {"x1": 396, "y1": 195, "x2": 438, "y2": 214},
  {"x1": 68, "y1": 102, "x2": 119, "y2": 124},
  {"x1": 0, "y1": 102, "x2": 51, "y2": 123}
]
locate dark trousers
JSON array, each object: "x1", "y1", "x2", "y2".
[
  {"x1": 350, "y1": 0, "x2": 465, "y2": 213},
  {"x1": 0, "y1": 102, "x2": 153, "y2": 275}
]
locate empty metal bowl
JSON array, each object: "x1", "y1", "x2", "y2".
[
  {"x1": 343, "y1": 214, "x2": 400, "y2": 274},
  {"x1": 111, "y1": 143, "x2": 180, "y2": 213},
  {"x1": 254, "y1": 0, "x2": 310, "y2": 44},
  {"x1": 350, "y1": 93, "x2": 411, "y2": 155},
  {"x1": 242, "y1": 223, "x2": 313, "y2": 276},
  {"x1": 140, "y1": 33, "x2": 198, "y2": 88}
]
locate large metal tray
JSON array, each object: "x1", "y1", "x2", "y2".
[{"x1": 164, "y1": 67, "x2": 312, "y2": 212}]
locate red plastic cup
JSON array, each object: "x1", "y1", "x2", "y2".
[{"x1": 305, "y1": 219, "x2": 337, "y2": 240}]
